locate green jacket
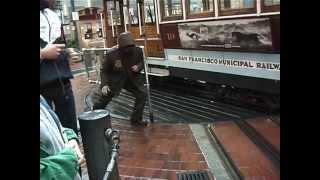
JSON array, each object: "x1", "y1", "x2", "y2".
[
  {"x1": 40, "y1": 96, "x2": 80, "y2": 180},
  {"x1": 40, "y1": 145, "x2": 78, "y2": 180}
]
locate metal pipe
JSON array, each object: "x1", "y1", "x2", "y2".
[
  {"x1": 182, "y1": 0, "x2": 186, "y2": 20},
  {"x1": 100, "y1": 12, "x2": 106, "y2": 48},
  {"x1": 137, "y1": 2, "x2": 142, "y2": 36},
  {"x1": 154, "y1": 0, "x2": 160, "y2": 34},
  {"x1": 78, "y1": 109, "x2": 114, "y2": 180},
  {"x1": 142, "y1": 46, "x2": 154, "y2": 123},
  {"x1": 126, "y1": 0, "x2": 132, "y2": 29},
  {"x1": 111, "y1": 10, "x2": 115, "y2": 37},
  {"x1": 123, "y1": 6, "x2": 128, "y2": 32},
  {"x1": 214, "y1": 0, "x2": 219, "y2": 17},
  {"x1": 102, "y1": 129, "x2": 120, "y2": 180},
  {"x1": 257, "y1": 0, "x2": 261, "y2": 16},
  {"x1": 102, "y1": 151, "x2": 118, "y2": 180},
  {"x1": 156, "y1": 0, "x2": 162, "y2": 23},
  {"x1": 138, "y1": 0, "x2": 154, "y2": 123}
]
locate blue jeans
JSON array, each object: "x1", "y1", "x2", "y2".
[{"x1": 40, "y1": 80, "x2": 78, "y2": 134}]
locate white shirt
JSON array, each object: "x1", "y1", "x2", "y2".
[{"x1": 40, "y1": 8, "x2": 62, "y2": 45}]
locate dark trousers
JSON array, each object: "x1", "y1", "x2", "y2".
[
  {"x1": 40, "y1": 81, "x2": 78, "y2": 134},
  {"x1": 90, "y1": 81, "x2": 147, "y2": 122}
]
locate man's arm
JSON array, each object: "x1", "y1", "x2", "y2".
[
  {"x1": 40, "y1": 44, "x2": 65, "y2": 62},
  {"x1": 131, "y1": 48, "x2": 145, "y2": 72}
]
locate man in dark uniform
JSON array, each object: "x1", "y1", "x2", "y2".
[{"x1": 88, "y1": 32, "x2": 147, "y2": 126}]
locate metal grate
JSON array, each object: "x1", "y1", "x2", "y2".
[{"x1": 177, "y1": 171, "x2": 212, "y2": 180}]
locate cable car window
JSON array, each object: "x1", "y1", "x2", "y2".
[
  {"x1": 219, "y1": 0, "x2": 255, "y2": 15},
  {"x1": 188, "y1": 0, "x2": 214, "y2": 15},
  {"x1": 160, "y1": 0, "x2": 183, "y2": 21},
  {"x1": 85, "y1": 23, "x2": 92, "y2": 33},
  {"x1": 264, "y1": 0, "x2": 280, "y2": 6},
  {"x1": 106, "y1": 1, "x2": 122, "y2": 26},
  {"x1": 84, "y1": 23, "x2": 93, "y2": 39},
  {"x1": 144, "y1": 0, "x2": 156, "y2": 23},
  {"x1": 128, "y1": 0, "x2": 139, "y2": 24},
  {"x1": 220, "y1": 0, "x2": 254, "y2": 10}
]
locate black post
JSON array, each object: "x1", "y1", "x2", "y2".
[{"x1": 78, "y1": 109, "x2": 119, "y2": 180}]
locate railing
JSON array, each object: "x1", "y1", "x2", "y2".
[
  {"x1": 81, "y1": 46, "x2": 168, "y2": 85},
  {"x1": 81, "y1": 47, "x2": 112, "y2": 84}
]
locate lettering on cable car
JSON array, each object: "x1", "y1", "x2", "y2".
[
  {"x1": 167, "y1": 33, "x2": 176, "y2": 41},
  {"x1": 175, "y1": 55, "x2": 280, "y2": 71}
]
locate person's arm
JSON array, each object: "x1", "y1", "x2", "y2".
[
  {"x1": 40, "y1": 147, "x2": 78, "y2": 180},
  {"x1": 40, "y1": 44, "x2": 65, "y2": 62},
  {"x1": 63, "y1": 127, "x2": 78, "y2": 141},
  {"x1": 131, "y1": 48, "x2": 145, "y2": 73},
  {"x1": 63, "y1": 127, "x2": 86, "y2": 165}
]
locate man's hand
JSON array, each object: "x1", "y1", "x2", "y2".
[
  {"x1": 40, "y1": 44, "x2": 65, "y2": 60},
  {"x1": 131, "y1": 65, "x2": 139, "y2": 72},
  {"x1": 66, "y1": 139, "x2": 86, "y2": 166},
  {"x1": 101, "y1": 85, "x2": 111, "y2": 96}
]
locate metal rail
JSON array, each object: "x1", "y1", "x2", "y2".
[
  {"x1": 207, "y1": 125, "x2": 243, "y2": 180},
  {"x1": 102, "y1": 128, "x2": 120, "y2": 180},
  {"x1": 233, "y1": 119, "x2": 280, "y2": 168}
]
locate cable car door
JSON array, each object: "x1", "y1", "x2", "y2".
[
  {"x1": 104, "y1": 0, "x2": 164, "y2": 58},
  {"x1": 131, "y1": 0, "x2": 164, "y2": 58},
  {"x1": 105, "y1": 0, "x2": 125, "y2": 47}
]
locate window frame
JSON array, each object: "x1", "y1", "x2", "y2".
[
  {"x1": 160, "y1": 0, "x2": 184, "y2": 21},
  {"x1": 105, "y1": 0, "x2": 123, "y2": 26},
  {"x1": 127, "y1": 0, "x2": 140, "y2": 25},
  {"x1": 218, "y1": 0, "x2": 257, "y2": 16},
  {"x1": 261, "y1": 0, "x2": 280, "y2": 13},
  {"x1": 143, "y1": 0, "x2": 157, "y2": 24},
  {"x1": 186, "y1": 0, "x2": 215, "y2": 19}
]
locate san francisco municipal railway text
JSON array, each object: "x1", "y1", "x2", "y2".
[{"x1": 177, "y1": 56, "x2": 280, "y2": 71}]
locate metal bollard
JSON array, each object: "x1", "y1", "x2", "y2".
[{"x1": 78, "y1": 109, "x2": 119, "y2": 180}]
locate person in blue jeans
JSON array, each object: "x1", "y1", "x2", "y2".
[{"x1": 40, "y1": 0, "x2": 77, "y2": 133}]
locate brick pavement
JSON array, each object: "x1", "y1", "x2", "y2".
[
  {"x1": 112, "y1": 119, "x2": 211, "y2": 180},
  {"x1": 70, "y1": 73, "x2": 213, "y2": 180}
]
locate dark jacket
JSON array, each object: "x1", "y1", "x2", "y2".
[
  {"x1": 40, "y1": 38, "x2": 73, "y2": 88},
  {"x1": 100, "y1": 46, "x2": 144, "y2": 93}
]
